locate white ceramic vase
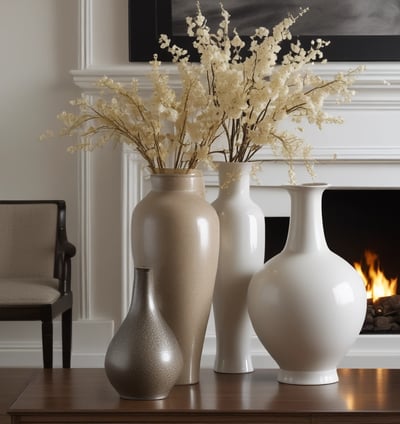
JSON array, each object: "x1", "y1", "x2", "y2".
[
  {"x1": 248, "y1": 183, "x2": 367, "y2": 385},
  {"x1": 212, "y1": 162, "x2": 265, "y2": 373}
]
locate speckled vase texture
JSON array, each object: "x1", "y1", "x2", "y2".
[
  {"x1": 105, "y1": 267, "x2": 183, "y2": 400},
  {"x1": 131, "y1": 170, "x2": 220, "y2": 385}
]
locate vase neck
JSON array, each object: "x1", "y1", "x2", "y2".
[
  {"x1": 284, "y1": 184, "x2": 329, "y2": 252},
  {"x1": 150, "y1": 170, "x2": 204, "y2": 196},
  {"x1": 131, "y1": 268, "x2": 156, "y2": 312},
  {"x1": 217, "y1": 162, "x2": 252, "y2": 198}
]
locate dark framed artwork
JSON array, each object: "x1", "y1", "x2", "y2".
[{"x1": 129, "y1": 0, "x2": 400, "y2": 62}]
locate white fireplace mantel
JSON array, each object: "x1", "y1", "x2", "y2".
[
  {"x1": 72, "y1": 61, "x2": 400, "y2": 162},
  {"x1": 72, "y1": 60, "x2": 400, "y2": 369},
  {"x1": 71, "y1": 0, "x2": 400, "y2": 370},
  {"x1": 72, "y1": 61, "x2": 400, "y2": 106}
]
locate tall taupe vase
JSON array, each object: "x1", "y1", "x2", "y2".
[{"x1": 131, "y1": 170, "x2": 220, "y2": 385}]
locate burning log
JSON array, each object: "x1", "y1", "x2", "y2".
[{"x1": 362, "y1": 295, "x2": 400, "y2": 333}]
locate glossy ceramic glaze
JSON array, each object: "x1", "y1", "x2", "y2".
[
  {"x1": 212, "y1": 162, "x2": 265, "y2": 373},
  {"x1": 105, "y1": 268, "x2": 183, "y2": 399},
  {"x1": 248, "y1": 183, "x2": 367, "y2": 385},
  {"x1": 131, "y1": 170, "x2": 219, "y2": 385}
]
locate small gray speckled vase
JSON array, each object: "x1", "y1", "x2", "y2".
[{"x1": 105, "y1": 267, "x2": 183, "y2": 400}]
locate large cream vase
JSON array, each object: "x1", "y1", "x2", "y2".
[{"x1": 131, "y1": 170, "x2": 219, "y2": 385}]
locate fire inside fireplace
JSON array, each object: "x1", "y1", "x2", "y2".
[
  {"x1": 354, "y1": 250, "x2": 398, "y2": 302},
  {"x1": 264, "y1": 188, "x2": 400, "y2": 335},
  {"x1": 354, "y1": 250, "x2": 399, "y2": 333}
]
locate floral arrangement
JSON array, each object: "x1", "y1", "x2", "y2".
[
  {"x1": 160, "y1": 3, "x2": 363, "y2": 180},
  {"x1": 47, "y1": 57, "x2": 222, "y2": 173},
  {"x1": 46, "y1": 3, "x2": 363, "y2": 181}
]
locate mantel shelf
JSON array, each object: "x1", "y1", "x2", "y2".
[{"x1": 71, "y1": 63, "x2": 400, "y2": 111}]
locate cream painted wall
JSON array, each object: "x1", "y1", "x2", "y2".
[
  {"x1": 0, "y1": 1, "x2": 81, "y2": 296},
  {"x1": 0, "y1": 0, "x2": 79, "y2": 204},
  {"x1": 0, "y1": 0, "x2": 129, "y2": 366}
]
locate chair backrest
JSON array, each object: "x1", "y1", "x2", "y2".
[{"x1": 0, "y1": 201, "x2": 60, "y2": 278}]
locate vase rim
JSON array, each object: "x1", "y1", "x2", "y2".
[
  {"x1": 284, "y1": 182, "x2": 330, "y2": 189},
  {"x1": 151, "y1": 168, "x2": 202, "y2": 177},
  {"x1": 215, "y1": 161, "x2": 256, "y2": 176},
  {"x1": 214, "y1": 161, "x2": 259, "y2": 166}
]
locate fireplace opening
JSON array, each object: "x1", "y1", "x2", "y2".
[{"x1": 264, "y1": 188, "x2": 400, "y2": 334}]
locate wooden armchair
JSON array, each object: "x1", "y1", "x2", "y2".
[{"x1": 0, "y1": 200, "x2": 76, "y2": 368}]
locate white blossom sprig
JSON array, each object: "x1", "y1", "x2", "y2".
[
  {"x1": 160, "y1": 3, "x2": 364, "y2": 181},
  {"x1": 45, "y1": 55, "x2": 223, "y2": 174}
]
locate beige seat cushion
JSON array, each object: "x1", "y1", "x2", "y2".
[{"x1": 0, "y1": 278, "x2": 61, "y2": 305}]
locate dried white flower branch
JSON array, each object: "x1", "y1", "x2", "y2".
[
  {"x1": 44, "y1": 3, "x2": 363, "y2": 181},
  {"x1": 160, "y1": 3, "x2": 364, "y2": 180},
  {"x1": 45, "y1": 56, "x2": 223, "y2": 173}
]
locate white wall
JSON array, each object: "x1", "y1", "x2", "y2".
[
  {"x1": 0, "y1": 0, "x2": 79, "y2": 213},
  {"x1": 0, "y1": 0, "x2": 128, "y2": 367},
  {"x1": 0, "y1": 0, "x2": 83, "y2": 365}
]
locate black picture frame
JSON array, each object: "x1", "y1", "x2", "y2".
[{"x1": 128, "y1": 0, "x2": 400, "y2": 62}]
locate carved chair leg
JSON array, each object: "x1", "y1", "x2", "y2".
[
  {"x1": 42, "y1": 320, "x2": 53, "y2": 368},
  {"x1": 62, "y1": 308, "x2": 72, "y2": 368}
]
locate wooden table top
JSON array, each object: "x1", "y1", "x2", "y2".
[
  {"x1": 0, "y1": 369, "x2": 38, "y2": 424},
  {"x1": 8, "y1": 368, "x2": 400, "y2": 423}
]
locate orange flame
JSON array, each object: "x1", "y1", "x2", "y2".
[{"x1": 354, "y1": 250, "x2": 397, "y2": 302}]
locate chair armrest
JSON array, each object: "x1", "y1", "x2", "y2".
[
  {"x1": 61, "y1": 239, "x2": 76, "y2": 259},
  {"x1": 56, "y1": 235, "x2": 76, "y2": 295}
]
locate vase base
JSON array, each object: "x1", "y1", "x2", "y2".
[
  {"x1": 120, "y1": 393, "x2": 169, "y2": 400},
  {"x1": 175, "y1": 372, "x2": 200, "y2": 386},
  {"x1": 277, "y1": 368, "x2": 339, "y2": 385},
  {"x1": 175, "y1": 380, "x2": 199, "y2": 386},
  {"x1": 214, "y1": 358, "x2": 254, "y2": 374},
  {"x1": 214, "y1": 368, "x2": 254, "y2": 374}
]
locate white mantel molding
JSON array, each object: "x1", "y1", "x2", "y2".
[
  {"x1": 72, "y1": 64, "x2": 400, "y2": 165},
  {"x1": 72, "y1": 63, "x2": 400, "y2": 167},
  {"x1": 72, "y1": 62, "x2": 400, "y2": 111},
  {"x1": 78, "y1": 0, "x2": 93, "y2": 69},
  {"x1": 72, "y1": 60, "x2": 400, "y2": 317},
  {"x1": 72, "y1": 61, "x2": 400, "y2": 83}
]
